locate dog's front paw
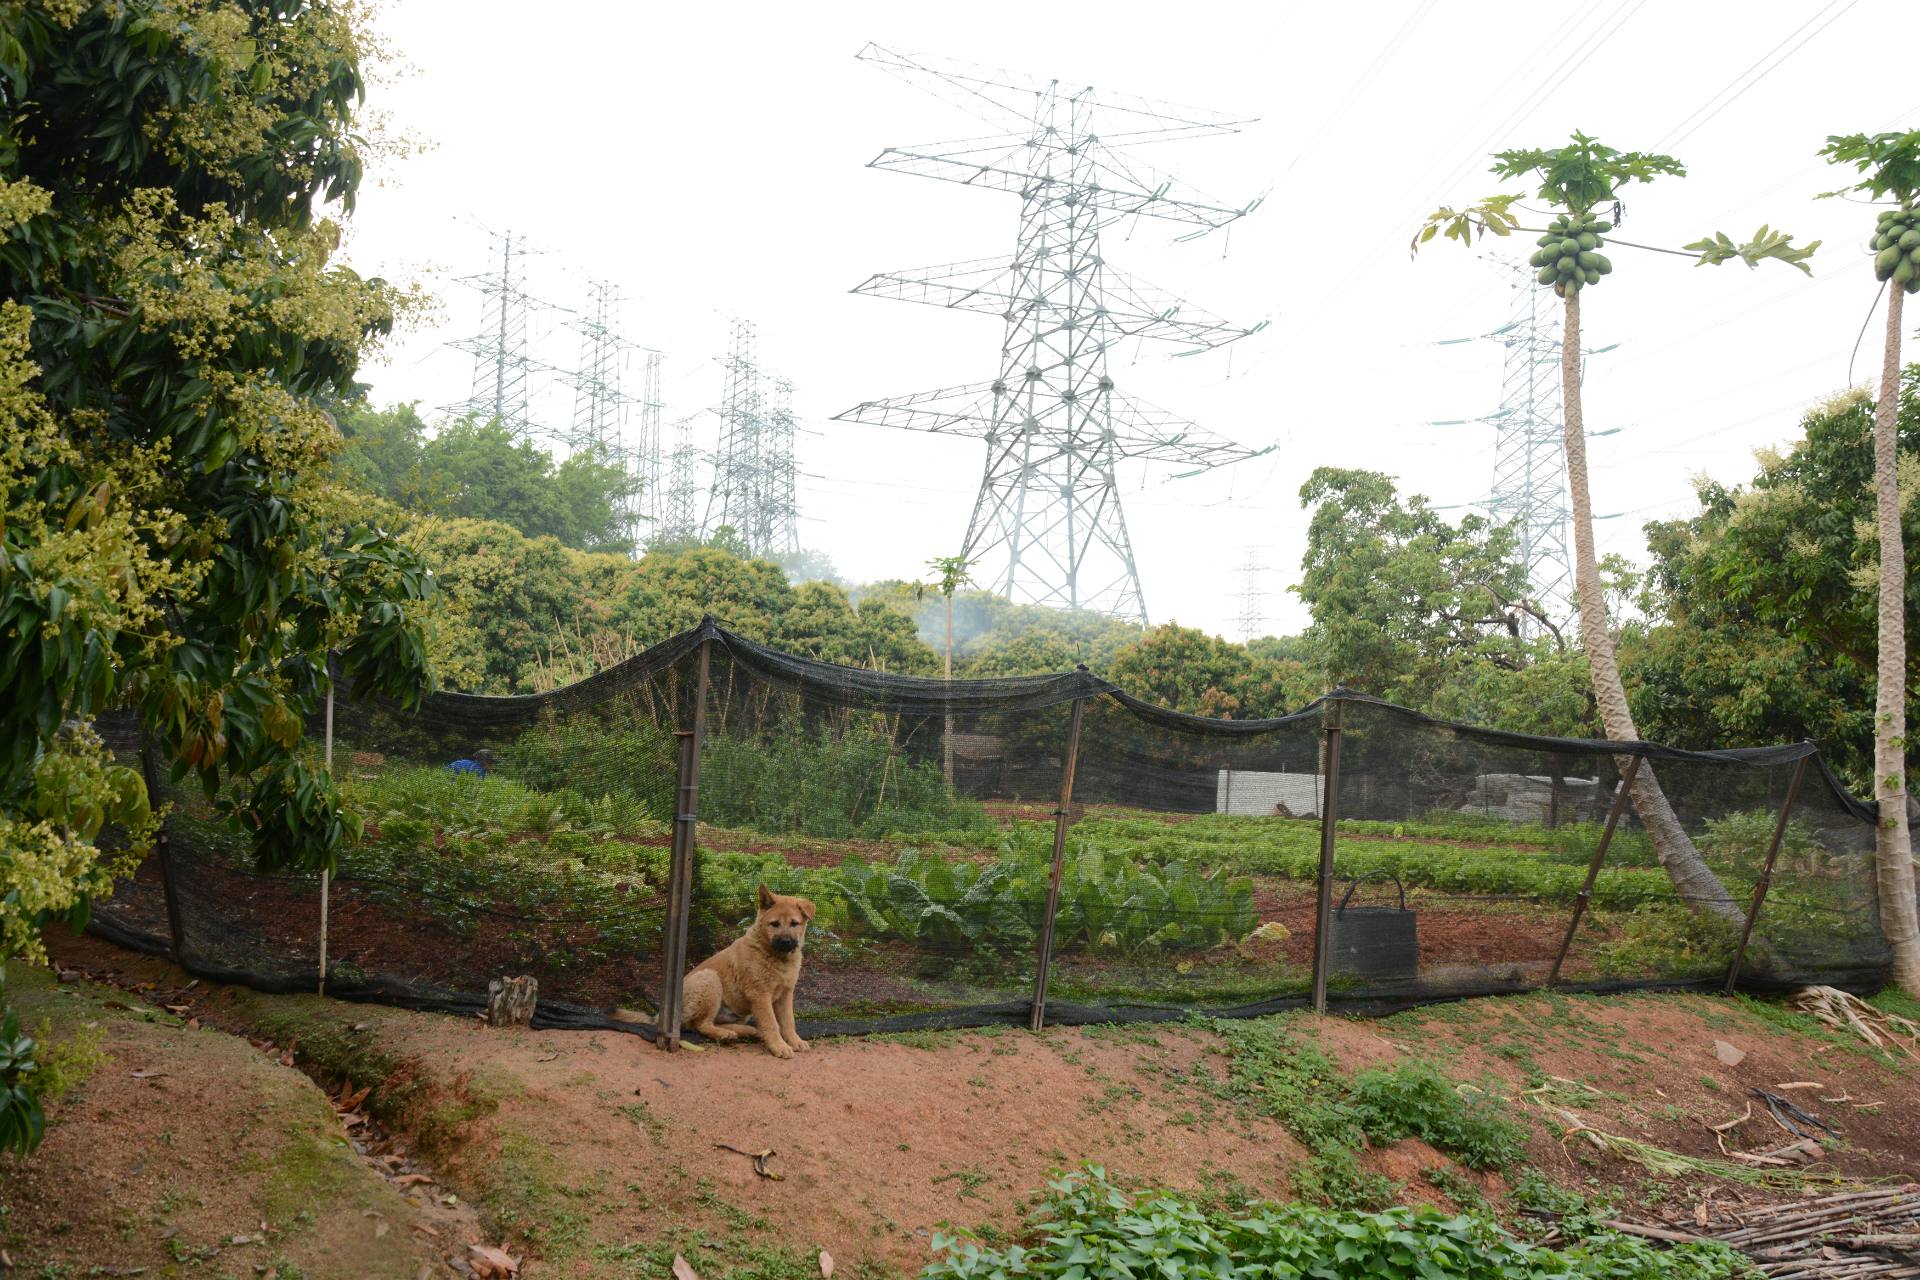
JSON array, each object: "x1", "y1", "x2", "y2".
[
  {"x1": 788, "y1": 1036, "x2": 809, "y2": 1053},
  {"x1": 765, "y1": 1040, "x2": 795, "y2": 1060}
]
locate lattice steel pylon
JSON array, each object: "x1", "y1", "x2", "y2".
[
  {"x1": 1459, "y1": 261, "x2": 1578, "y2": 632},
  {"x1": 1235, "y1": 548, "x2": 1270, "y2": 643},
  {"x1": 565, "y1": 280, "x2": 660, "y2": 555},
  {"x1": 636, "y1": 350, "x2": 665, "y2": 540},
  {"x1": 833, "y1": 44, "x2": 1271, "y2": 625},
  {"x1": 658, "y1": 412, "x2": 701, "y2": 547},
  {"x1": 447, "y1": 229, "x2": 549, "y2": 441},
  {"x1": 763, "y1": 376, "x2": 800, "y2": 558},
  {"x1": 702, "y1": 319, "x2": 799, "y2": 557}
]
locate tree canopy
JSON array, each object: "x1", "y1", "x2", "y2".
[{"x1": 0, "y1": 0, "x2": 436, "y2": 1152}]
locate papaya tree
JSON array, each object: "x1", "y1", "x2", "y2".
[
  {"x1": 918, "y1": 554, "x2": 975, "y2": 785},
  {"x1": 1818, "y1": 129, "x2": 1920, "y2": 991},
  {"x1": 0, "y1": 0, "x2": 436, "y2": 1152},
  {"x1": 1414, "y1": 133, "x2": 1817, "y2": 922}
]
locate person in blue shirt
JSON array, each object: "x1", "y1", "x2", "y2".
[{"x1": 448, "y1": 747, "x2": 497, "y2": 778}]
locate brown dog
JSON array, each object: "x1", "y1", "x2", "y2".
[{"x1": 616, "y1": 884, "x2": 815, "y2": 1058}]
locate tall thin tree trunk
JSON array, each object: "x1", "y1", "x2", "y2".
[
  {"x1": 1561, "y1": 288, "x2": 1742, "y2": 922},
  {"x1": 1871, "y1": 282, "x2": 1920, "y2": 991},
  {"x1": 943, "y1": 592, "x2": 955, "y2": 790}
]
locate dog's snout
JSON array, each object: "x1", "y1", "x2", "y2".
[{"x1": 772, "y1": 935, "x2": 799, "y2": 953}]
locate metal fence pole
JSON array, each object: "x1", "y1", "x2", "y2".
[
  {"x1": 1546, "y1": 753, "x2": 1642, "y2": 988},
  {"x1": 1723, "y1": 756, "x2": 1809, "y2": 996},
  {"x1": 319, "y1": 669, "x2": 334, "y2": 995},
  {"x1": 657, "y1": 636, "x2": 712, "y2": 1050},
  {"x1": 1029, "y1": 693, "x2": 1087, "y2": 1032},
  {"x1": 136, "y1": 729, "x2": 186, "y2": 965},
  {"x1": 1309, "y1": 698, "x2": 1345, "y2": 1014}
]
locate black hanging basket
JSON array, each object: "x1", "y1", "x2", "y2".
[{"x1": 1329, "y1": 872, "x2": 1418, "y2": 980}]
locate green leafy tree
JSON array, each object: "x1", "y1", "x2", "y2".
[
  {"x1": 1106, "y1": 624, "x2": 1314, "y2": 719},
  {"x1": 1417, "y1": 132, "x2": 1816, "y2": 922},
  {"x1": 1820, "y1": 127, "x2": 1920, "y2": 988},
  {"x1": 1295, "y1": 467, "x2": 1566, "y2": 703},
  {"x1": 772, "y1": 580, "x2": 937, "y2": 673},
  {"x1": 418, "y1": 417, "x2": 635, "y2": 553},
  {"x1": 0, "y1": 0, "x2": 435, "y2": 1153},
  {"x1": 1632, "y1": 385, "x2": 1919, "y2": 790},
  {"x1": 336, "y1": 405, "x2": 639, "y2": 554}
]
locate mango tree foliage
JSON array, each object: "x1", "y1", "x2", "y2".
[
  {"x1": 1633, "y1": 381, "x2": 1919, "y2": 789},
  {"x1": 0, "y1": 1, "x2": 436, "y2": 1151},
  {"x1": 1105, "y1": 623, "x2": 1316, "y2": 720}
]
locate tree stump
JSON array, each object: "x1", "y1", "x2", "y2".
[{"x1": 485, "y1": 975, "x2": 537, "y2": 1028}]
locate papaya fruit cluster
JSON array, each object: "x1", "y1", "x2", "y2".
[
  {"x1": 1872, "y1": 208, "x2": 1920, "y2": 294},
  {"x1": 1529, "y1": 213, "x2": 1613, "y2": 297}
]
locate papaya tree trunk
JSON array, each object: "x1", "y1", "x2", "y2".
[
  {"x1": 1561, "y1": 288, "x2": 1742, "y2": 922},
  {"x1": 1871, "y1": 282, "x2": 1920, "y2": 991},
  {"x1": 943, "y1": 591, "x2": 955, "y2": 789}
]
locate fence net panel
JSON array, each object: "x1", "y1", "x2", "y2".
[{"x1": 82, "y1": 621, "x2": 1893, "y2": 1038}]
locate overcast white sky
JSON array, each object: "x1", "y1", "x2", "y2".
[{"x1": 345, "y1": 0, "x2": 1913, "y2": 640}]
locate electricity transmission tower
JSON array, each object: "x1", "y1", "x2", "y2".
[
  {"x1": 566, "y1": 280, "x2": 665, "y2": 555},
  {"x1": 447, "y1": 229, "x2": 552, "y2": 442},
  {"x1": 1437, "y1": 260, "x2": 1622, "y2": 633},
  {"x1": 659, "y1": 413, "x2": 701, "y2": 546},
  {"x1": 703, "y1": 319, "x2": 799, "y2": 557},
  {"x1": 636, "y1": 350, "x2": 664, "y2": 540},
  {"x1": 1235, "y1": 549, "x2": 1270, "y2": 643},
  {"x1": 834, "y1": 44, "x2": 1271, "y2": 625}
]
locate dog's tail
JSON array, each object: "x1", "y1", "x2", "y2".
[{"x1": 608, "y1": 1007, "x2": 655, "y2": 1027}]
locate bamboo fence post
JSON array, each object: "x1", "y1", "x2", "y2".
[
  {"x1": 1546, "y1": 753, "x2": 1642, "y2": 988},
  {"x1": 1724, "y1": 756, "x2": 1809, "y2": 996},
  {"x1": 657, "y1": 635, "x2": 712, "y2": 1050},
  {"x1": 1029, "y1": 691, "x2": 1088, "y2": 1032},
  {"x1": 1309, "y1": 698, "x2": 1345, "y2": 1014},
  {"x1": 319, "y1": 667, "x2": 334, "y2": 995},
  {"x1": 137, "y1": 729, "x2": 186, "y2": 965}
]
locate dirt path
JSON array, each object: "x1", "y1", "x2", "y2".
[{"x1": 0, "y1": 960, "x2": 462, "y2": 1276}]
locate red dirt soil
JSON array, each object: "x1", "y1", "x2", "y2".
[{"x1": 36, "y1": 932, "x2": 1920, "y2": 1280}]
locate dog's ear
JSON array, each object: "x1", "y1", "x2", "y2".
[
  {"x1": 758, "y1": 882, "x2": 774, "y2": 912},
  {"x1": 795, "y1": 897, "x2": 816, "y2": 922}
]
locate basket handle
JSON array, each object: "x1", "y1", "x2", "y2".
[{"x1": 1336, "y1": 870, "x2": 1406, "y2": 915}]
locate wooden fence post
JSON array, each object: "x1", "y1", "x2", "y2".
[
  {"x1": 136, "y1": 729, "x2": 187, "y2": 965},
  {"x1": 1547, "y1": 753, "x2": 1642, "y2": 988},
  {"x1": 1029, "y1": 693, "x2": 1087, "y2": 1032},
  {"x1": 657, "y1": 635, "x2": 712, "y2": 1050},
  {"x1": 1309, "y1": 698, "x2": 1345, "y2": 1015},
  {"x1": 1723, "y1": 756, "x2": 1809, "y2": 996}
]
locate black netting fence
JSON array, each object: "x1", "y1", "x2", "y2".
[{"x1": 86, "y1": 618, "x2": 1894, "y2": 1042}]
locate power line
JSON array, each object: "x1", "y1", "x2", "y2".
[{"x1": 1652, "y1": 0, "x2": 1860, "y2": 154}]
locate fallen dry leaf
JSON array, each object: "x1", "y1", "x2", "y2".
[
  {"x1": 1712, "y1": 1040, "x2": 1746, "y2": 1067},
  {"x1": 820, "y1": 1248, "x2": 835, "y2": 1277},
  {"x1": 673, "y1": 1254, "x2": 702, "y2": 1280},
  {"x1": 468, "y1": 1243, "x2": 521, "y2": 1279},
  {"x1": 1693, "y1": 1203, "x2": 1709, "y2": 1228}
]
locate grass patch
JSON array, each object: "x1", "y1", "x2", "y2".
[{"x1": 1207, "y1": 1015, "x2": 1524, "y2": 1209}]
